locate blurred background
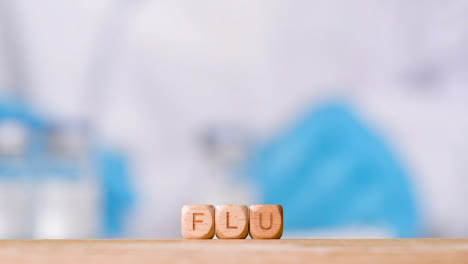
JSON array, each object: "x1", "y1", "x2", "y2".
[{"x1": 0, "y1": 0, "x2": 467, "y2": 239}]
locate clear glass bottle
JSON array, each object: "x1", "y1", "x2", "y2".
[
  {"x1": 0, "y1": 120, "x2": 32, "y2": 238},
  {"x1": 33, "y1": 121, "x2": 101, "y2": 238}
]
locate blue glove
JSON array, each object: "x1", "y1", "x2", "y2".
[
  {"x1": 93, "y1": 147, "x2": 135, "y2": 237},
  {"x1": 245, "y1": 99, "x2": 420, "y2": 237}
]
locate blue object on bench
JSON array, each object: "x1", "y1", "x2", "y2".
[{"x1": 245, "y1": 99, "x2": 420, "y2": 237}]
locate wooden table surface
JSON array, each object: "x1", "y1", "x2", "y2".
[{"x1": 1, "y1": 239, "x2": 467, "y2": 263}]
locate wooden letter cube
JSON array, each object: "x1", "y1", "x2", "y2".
[
  {"x1": 249, "y1": 205, "x2": 283, "y2": 239},
  {"x1": 215, "y1": 205, "x2": 249, "y2": 239},
  {"x1": 181, "y1": 205, "x2": 215, "y2": 239}
]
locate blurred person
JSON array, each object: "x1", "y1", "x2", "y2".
[{"x1": 0, "y1": 0, "x2": 467, "y2": 238}]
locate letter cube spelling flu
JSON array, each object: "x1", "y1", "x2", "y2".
[
  {"x1": 181, "y1": 205, "x2": 215, "y2": 239},
  {"x1": 249, "y1": 205, "x2": 283, "y2": 239},
  {"x1": 215, "y1": 205, "x2": 249, "y2": 239}
]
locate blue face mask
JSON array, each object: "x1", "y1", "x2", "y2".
[{"x1": 245, "y1": 99, "x2": 420, "y2": 238}]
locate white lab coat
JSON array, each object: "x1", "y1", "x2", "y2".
[{"x1": 0, "y1": 0, "x2": 467, "y2": 238}]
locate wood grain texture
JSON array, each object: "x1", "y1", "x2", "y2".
[
  {"x1": 249, "y1": 205, "x2": 283, "y2": 239},
  {"x1": 0, "y1": 239, "x2": 467, "y2": 264},
  {"x1": 181, "y1": 205, "x2": 215, "y2": 239},
  {"x1": 215, "y1": 205, "x2": 249, "y2": 239}
]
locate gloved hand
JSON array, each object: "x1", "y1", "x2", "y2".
[
  {"x1": 245, "y1": 99, "x2": 420, "y2": 237},
  {"x1": 93, "y1": 147, "x2": 135, "y2": 237}
]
